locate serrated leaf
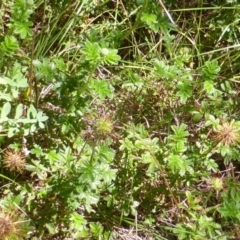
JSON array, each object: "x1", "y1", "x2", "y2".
[
  {"x1": 141, "y1": 13, "x2": 157, "y2": 26},
  {"x1": 91, "y1": 79, "x2": 114, "y2": 99},
  {"x1": 154, "y1": 60, "x2": 179, "y2": 79},
  {"x1": 54, "y1": 58, "x2": 67, "y2": 71},
  {"x1": 168, "y1": 154, "x2": 183, "y2": 173},
  {"x1": 119, "y1": 138, "x2": 135, "y2": 151},
  {"x1": 177, "y1": 81, "x2": 192, "y2": 103},
  {"x1": 81, "y1": 40, "x2": 101, "y2": 65},
  {"x1": 13, "y1": 20, "x2": 33, "y2": 39},
  {"x1": 1, "y1": 35, "x2": 19, "y2": 54},
  {"x1": 141, "y1": 13, "x2": 176, "y2": 34},
  {"x1": 202, "y1": 60, "x2": 220, "y2": 80},
  {"x1": 70, "y1": 213, "x2": 87, "y2": 229},
  {"x1": 170, "y1": 124, "x2": 189, "y2": 141},
  {"x1": 31, "y1": 145, "x2": 43, "y2": 156},
  {"x1": 204, "y1": 80, "x2": 215, "y2": 94},
  {"x1": 101, "y1": 48, "x2": 121, "y2": 65},
  {"x1": 34, "y1": 58, "x2": 56, "y2": 81},
  {"x1": 175, "y1": 141, "x2": 187, "y2": 153}
]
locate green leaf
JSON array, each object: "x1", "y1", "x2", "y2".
[
  {"x1": 33, "y1": 58, "x2": 56, "y2": 81},
  {"x1": 90, "y1": 79, "x2": 114, "y2": 100},
  {"x1": 31, "y1": 145, "x2": 43, "y2": 156},
  {"x1": 70, "y1": 213, "x2": 87, "y2": 229},
  {"x1": 0, "y1": 93, "x2": 12, "y2": 101},
  {"x1": 13, "y1": 20, "x2": 33, "y2": 38},
  {"x1": 27, "y1": 104, "x2": 37, "y2": 118},
  {"x1": 90, "y1": 222, "x2": 103, "y2": 236},
  {"x1": 79, "y1": 161, "x2": 97, "y2": 184},
  {"x1": 1, "y1": 102, "x2": 11, "y2": 119},
  {"x1": 122, "y1": 72, "x2": 144, "y2": 90},
  {"x1": 156, "y1": 13, "x2": 176, "y2": 35},
  {"x1": 170, "y1": 124, "x2": 189, "y2": 141},
  {"x1": 99, "y1": 165, "x2": 117, "y2": 184},
  {"x1": 0, "y1": 35, "x2": 19, "y2": 54},
  {"x1": 202, "y1": 60, "x2": 220, "y2": 80},
  {"x1": 174, "y1": 141, "x2": 187, "y2": 153},
  {"x1": 11, "y1": 88, "x2": 19, "y2": 98},
  {"x1": 8, "y1": 127, "x2": 18, "y2": 138},
  {"x1": 79, "y1": 191, "x2": 99, "y2": 213},
  {"x1": 25, "y1": 164, "x2": 38, "y2": 172},
  {"x1": 205, "y1": 114, "x2": 220, "y2": 129},
  {"x1": 154, "y1": 60, "x2": 179, "y2": 79},
  {"x1": 17, "y1": 118, "x2": 37, "y2": 124},
  {"x1": 204, "y1": 80, "x2": 215, "y2": 94},
  {"x1": 218, "y1": 202, "x2": 240, "y2": 220},
  {"x1": 0, "y1": 75, "x2": 27, "y2": 88},
  {"x1": 54, "y1": 58, "x2": 67, "y2": 71},
  {"x1": 0, "y1": 77, "x2": 17, "y2": 86},
  {"x1": 119, "y1": 138, "x2": 135, "y2": 151},
  {"x1": 30, "y1": 124, "x2": 37, "y2": 132},
  {"x1": 16, "y1": 77, "x2": 28, "y2": 88},
  {"x1": 38, "y1": 121, "x2": 45, "y2": 129},
  {"x1": 81, "y1": 40, "x2": 101, "y2": 65},
  {"x1": 141, "y1": 12, "x2": 175, "y2": 34},
  {"x1": 177, "y1": 81, "x2": 192, "y2": 103},
  {"x1": 37, "y1": 111, "x2": 48, "y2": 122},
  {"x1": 204, "y1": 159, "x2": 218, "y2": 172},
  {"x1": 15, "y1": 104, "x2": 23, "y2": 119},
  {"x1": 141, "y1": 13, "x2": 157, "y2": 26},
  {"x1": 45, "y1": 223, "x2": 57, "y2": 235},
  {"x1": 167, "y1": 154, "x2": 184, "y2": 174},
  {"x1": 101, "y1": 48, "x2": 121, "y2": 65},
  {"x1": 172, "y1": 223, "x2": 189, "y2": 239}
]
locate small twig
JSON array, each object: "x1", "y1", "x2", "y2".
[{"x1": 158, "y1": 0, "x2": 176, "y2": 25}]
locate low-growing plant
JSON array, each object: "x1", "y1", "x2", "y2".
[{"x1": 1, "y1": 0, "x2": 240, "y2": 239}]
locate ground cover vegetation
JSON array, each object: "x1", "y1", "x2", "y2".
[{"x1": 1, "y1": 0, "x2": 240, "y2": 239}]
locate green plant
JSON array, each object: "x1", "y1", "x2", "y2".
[{"x1": 1, "y1": 0, "x2": 240, "y2": 239}]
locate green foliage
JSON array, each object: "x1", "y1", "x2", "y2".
[
  {"x1": 0, "y1": 35, "x2": 19, "y2": 56},
  {"x1": 8, "y1": 0, "x2": 34, "y2": 38},
  {"x1": 141, "y1": 9, "x2": 176, "y2": 34},
  {"x1": 1, "y1": 0, "x2": 240, "y2": 239},
  {"x1": 171, "y1": 191, "x2": 227, "y2": 239},
  {"x1": 33, "y1": 59, "x2": 56, "y2": 82},
  {"x1": 89, "y1": 79, "x2": 114, "y2": 100},
  {"x1": 218, "y1": 182, "x2": 240, "y2": 221},
  {"x1": 202, "y1": 60, "x2": 221, "y2": 80},
  {"x1": 81, "y1": 40, "x2": 121, "y2": 67}
]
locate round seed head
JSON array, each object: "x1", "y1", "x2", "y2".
[
  {"x1": 211, "y1": 177, "x2": 224, "y2": 192},
  {"x1": 96, "y1": 117, "x2": 113, "y2": 136},
  {"x1": 213, "y1": 120, "x2": 240, "y2": 146},
  {"x1": 3, "y1": 150, "x2": 26, "y2": 172},
  {"x1": 0, "y1": 211, "x2": 25, "y2": 240}
]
